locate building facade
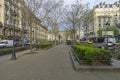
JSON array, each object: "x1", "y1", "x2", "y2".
[
  {"x1": 21, "y1": 4, "x2": 48, "y2": 44},
  {"x1": 0, "y1": 0, "x2": 48, "y2": 44},
  {"x1": 94, "y1": 1, "x2": 120, "y2": 36},
  {"x1": 0, "y1": 0, "x2": 23, "y2": 40},
  {"x1": 48, "y1": 31, "x2": 55, "y2": 41},
  {"x1": 33, "y1": 24, "x2": 48, "y2": 43},
  {"x1": 84, "y1": 1, "x2": 120, "y2": 37},
  {"x1": 76, "y1": 28, "x2": 85, "y2": 39}
]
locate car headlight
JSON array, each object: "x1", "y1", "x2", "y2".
[{"x1": 108, "y1": 43, "x2": 113, "y2": 46}]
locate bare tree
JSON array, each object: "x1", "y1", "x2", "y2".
[
  {"x1": 22, "y1": 5, "x2": 36, "y2": 53},
  {"x1": 62, "y1": 0, "x2": 85, "y2": 43},
  {"x1": 83, "y1": 9, "x2": 94, "y2": 39},
  {"x1": 25, "y1": 0, "x2": 65, "y2": 45},
  {"x1": 22, "y1": 0, "x2": 44, "y2": 53},
  {"x1": 43, "y1": 0, "x2": 64, "y2": 45},
  {"x1": 24, "y1": 0, "x2": 44, "y2": 17}
]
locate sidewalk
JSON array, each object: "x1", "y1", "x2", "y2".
[{"x1": 0, "y1": 50, "x2": 30, "y2": 64}]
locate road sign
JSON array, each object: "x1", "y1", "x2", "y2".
[{"x1": 102, "y1": 31, "x2": 114, "y2": 36}]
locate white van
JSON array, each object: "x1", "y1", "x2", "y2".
[
  {"x1": 0, "y1": 40, "x2": 13, "y2": 47},
  {"x1": 104, "y1": 37, "x2": 116, "y2": 46}
]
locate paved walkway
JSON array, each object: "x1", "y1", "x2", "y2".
[{"x1": 0, "y1": 44, "x2": 120, "y2": 80}]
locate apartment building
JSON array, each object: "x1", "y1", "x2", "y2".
[
  {"x1": 94, "y1": 1, "x2": 120, "y2": 36},
  {"x1": 22, "y1": 4, "x2": 48, "y2": 44},
  {"x1": 84, "y1": 1, "x2": 120, "y2": 37},
  {"x1": 0, "y1": 0, "x2": 48, "y2": 43},
  {"x1": 76, "y1": 28, "x2": 85, "y2": 39},
  {"x1": 33, "y1": 24, "x2": 48, "y2": 43},
  {"x1": 0, "y1": 0, "x2": 24, "y2": 40}
]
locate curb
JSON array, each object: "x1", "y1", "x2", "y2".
[{"x1": 69, "y1": 49, "x2": 120, "y2": 71}]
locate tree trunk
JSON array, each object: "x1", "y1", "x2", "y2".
[
  {"x1": 79, "y1": 26, "x2": 80, "y2": 40},
  {"x1": 22, "y1": 37, "x2": 24, "y2": 47},
  {"x1": 30, "y1": 25, "x2": 33, "y2": 54},
  {"x1": 55, "y1": 35, "x2": 57, "y2": 45}
]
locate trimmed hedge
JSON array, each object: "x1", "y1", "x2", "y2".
[
  {"x1": 36, "y1": 43, "x2": 52, "y2": 49},
  {"x1": 0, "y1": 47, "x2": 29, "y2": 56},
  {"x1": 73, "y1": 44, "x2": 112, "y2": 65}
]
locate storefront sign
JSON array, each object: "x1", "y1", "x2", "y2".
[{"x1": 102, "y1": 31, "x2": 114, "y2": 36}]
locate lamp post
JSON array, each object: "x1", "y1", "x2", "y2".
[
  {"x1": 105, "y1": 18, "x2": 110, "y2": 49},
  {"x1": 0, "y1": 22, "x2": 2, "y2": 32},
  {"x1": 58, "y1": 35, "x2": 61, "y2": 44},
  {"x1": 0, "y1": 22, "x2": 2, "y2": 39},
  {"x1": 32, "y1": 30, "x2": 34, "y2": 41},
  {"x1": 11, "y1": 11, "x2": 17, "y2": 60}
]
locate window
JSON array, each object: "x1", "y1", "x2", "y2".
[
  {"x1": 99, "y1": 24, "x2": 101, "y2": 27},
  {"x1": 98, "y1": 18, "x2": 101, "y2": 22}
]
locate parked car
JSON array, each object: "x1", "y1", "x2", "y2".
[
  {"x1": 87, "y1": 39, "x2": 93, "y2": 44},
  {"x1": 0, "y1": 40, "x2": 13, "y2": 47},
  {"x1": 24, "y1": 41, "x2": 36, "y2": 47},
  {"x1": 96, "y1": 37, "x2": 116, "y2": 49},
  {"x1": 15, "y1": 40, "x2": 22, "y2": 47}
]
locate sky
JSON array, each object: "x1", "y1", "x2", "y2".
[{"x1": 64, "y1": 0, "x2": 119, "y2": 8}]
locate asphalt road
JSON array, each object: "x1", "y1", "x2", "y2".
[{"x1": 0, "y1": 44, "x2": 120, "y2": 80}]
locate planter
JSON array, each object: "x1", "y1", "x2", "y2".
[
  {"x1": 73, "y1": 44, "x2": 112, "y2": 65},
  {"x1": 69, "y1": 49, "x2": 120, "y2": 70}
]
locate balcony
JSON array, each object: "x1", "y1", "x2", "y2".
[
  {"x1": 14, "y1": 27, "x2": 21, "y2": 31},
  {"x1": 4, "y1": 23, "x2": 8, "y2": 28},
  {"x1": 8, "y1": 25, "x2": 13, "y2": 30},
  {"x1": 4, "y1": 0, "x2": 9, "y2": 6}
]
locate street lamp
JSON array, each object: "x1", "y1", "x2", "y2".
[
  {"x1": 105, "y1": 18, "x2": 110, "y2": 49},
  {"x1": 0, "y1": 22, "x2": 2, "y2": 27},
  {"x1": 32, "y1": 30, "x2": 34, "y2": 41},
  {"x1": 11, "y1": 11, "x2": 17, "y2": 60},
  {"x1": 58, "y1": 35, "x2": 61, "y2": 44},
  {"x1": 0, "y1": 22, "x2": 2, "y2": 39}
]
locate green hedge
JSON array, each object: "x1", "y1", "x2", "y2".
[
  {"x1": 36, "y1": 43, "x2": 52, "y2": 49},
  {"x1": 0, "y1": 47, "x2": 29, "y2": 56},
  {"x1": 73, "y1": 44, "x2": 112, "y2": 65}
]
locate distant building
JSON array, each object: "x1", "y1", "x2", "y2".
[
  {"x1": 76, "y1": 28, "x2": 85, "y2": 39},
  {"x1": 54, "y1": 29, "x2": 85, "y2": 42},
  {"x1": 48, "y1": 31, "x2": 55, "y2": 41}
]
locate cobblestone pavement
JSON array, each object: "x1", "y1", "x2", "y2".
[{"x1": 0, "y1": 44, "x2": 120, "y2": 80}]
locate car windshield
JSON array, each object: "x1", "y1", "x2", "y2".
[{"x1": 104, "y1": 38, "x2": 116, "y2": 43}]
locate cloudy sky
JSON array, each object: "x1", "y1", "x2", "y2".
[{"x1": 64, "y1": 0, "x2": 118, "y2": 8}]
